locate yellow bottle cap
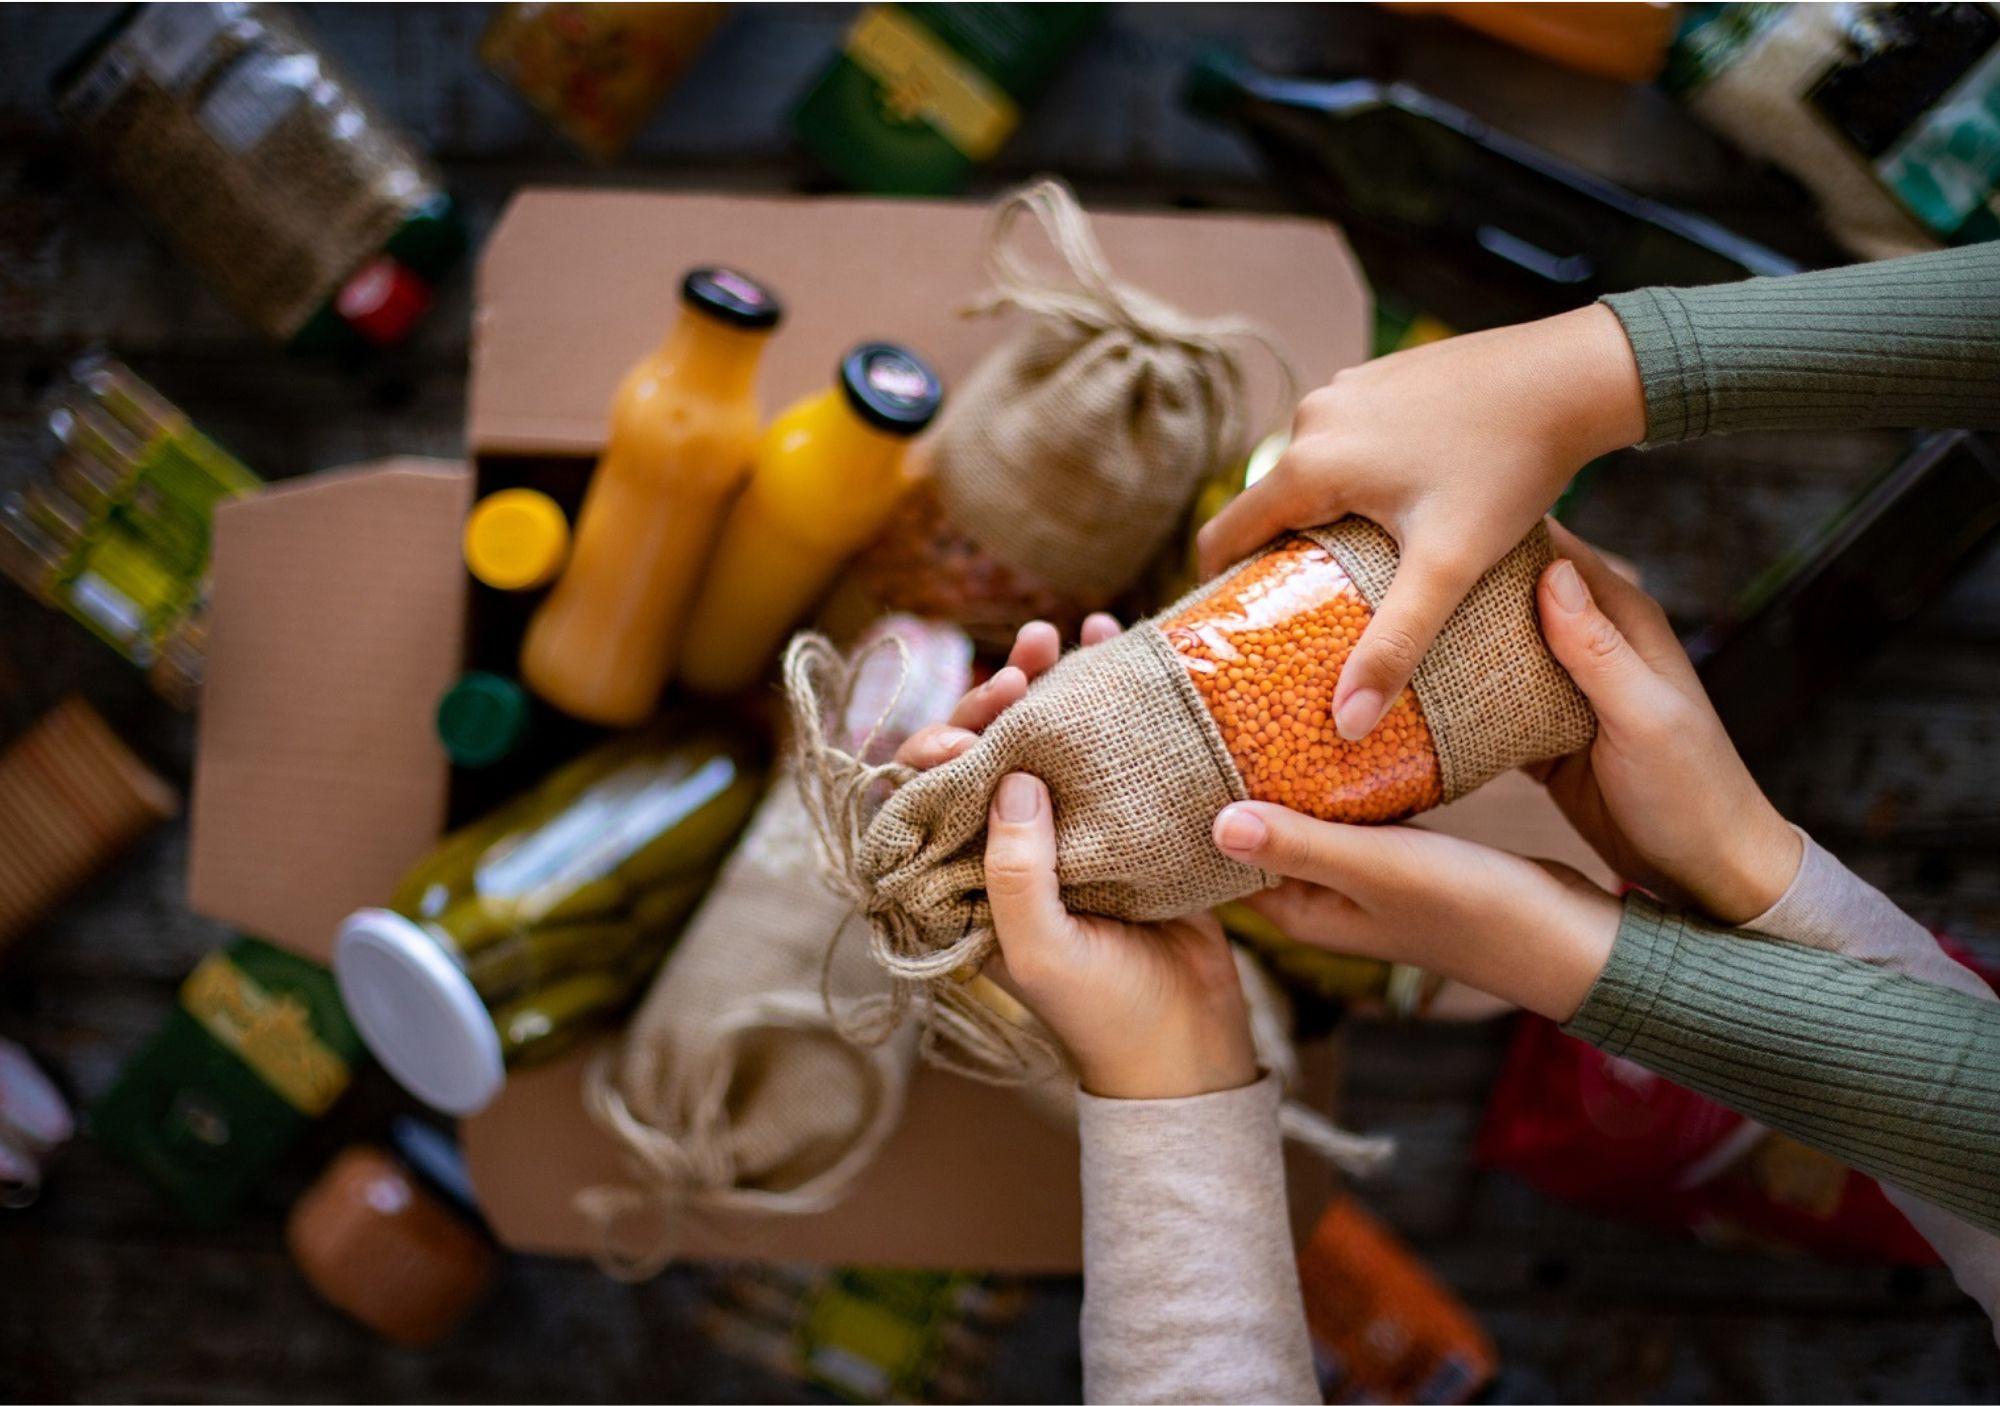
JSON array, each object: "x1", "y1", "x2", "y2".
[{"x1": 463, "y1": 488, "x2": 569, "y2": 591}]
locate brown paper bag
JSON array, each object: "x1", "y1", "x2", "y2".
[{"x1": 787, "y1": 521, "x2": 1593, "y2": 1079}]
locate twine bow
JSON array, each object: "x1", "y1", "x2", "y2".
[
  {"x1": 577, "y1": 989, "x2": 912, "y2": 1282},
  {"x1": 966, "y1": 175, "x2": 1301, "y2": 469}
]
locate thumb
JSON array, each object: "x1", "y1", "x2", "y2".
[
  {"x1": 1334, "y1": 549, "x2": 1477, "y2": 740},
  {"x1": 983, "y1": 773, "x2": 1073, "y2": 967},
  {"x1": 1537, "y1": 558, "x2": 1668, "y2": 721}
]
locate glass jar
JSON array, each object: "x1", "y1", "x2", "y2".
[
  {"x1": 1162, "y1": 535, "x2": 1442, "y2": 823},
  {"x1": 335, "y1": 722, "x2": 765, "y2": 1115}
]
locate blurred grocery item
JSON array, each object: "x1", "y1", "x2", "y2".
[
  {"x1": 53, "y1": 3, "x2": 463, "y2": 350},
  {"x1": 435, "y1": 671, "x2": 533, "y2": 770},
  {"x1": 336, "y1": 720, "x2": 765, "y2": 1115},
  {"x1": 1667, "y1": 3, "x2": 2000, "y2": 260},
  {"x1": 520, "y1": 268, "x2": 783, "y2": 725},
  {"x1": 481, "y1": 2, "x2": 729, "y2": 161},
  {"x1": 581, "y1": 619, "x2": 969, "y2": 1279},
  {"x1": 1185, "y1": 50, "x2": 1798, "y2": 322},
  {"x1": 463, "y1": 488, "x2": 570, "y2": 593},
  {"x1": 1479, "y1": 1010, "x2": 1958, "y2": 1261},
  {"x1": 702, "y1": 1264, "x2": 1027, "y2": 1404},
  {"x1": 1297, "y1": 1194, "x2": 1498, "y2": 1403},
  {"x1": 788, "y1": 521, "x2": 1592, "y2": 1080},
  {"x1": 792, "y1": 4, "x2": 1102, "y2": 194},
  {"x1": 843, "y1": 178, "x2": 1294, "y2": 651},
  {"x1": 287, "y1": 1137, "x2": 496, "y2": 1345},
  {"x1": 1390, "y1": 2, "x2": 1678, "y2": 82},
  {"x1": 1689, "y1": 430, "x2": 2000, "y2": 760},
  {"x1": 680, "y1": 343, "x2": 944, "y2": 695},
  {"x1": 0, "y1": 1039, "x2": 76, "y2": 1209},
  {"x1": 1, "y1": 353, "x2": 260, "y2": 705},
  {"x1": 92, "y1": 937, "x2": 362, "y2": 1225},
  {"x1": 0, "y1": 697, "x2": 178, "y2": 952}
]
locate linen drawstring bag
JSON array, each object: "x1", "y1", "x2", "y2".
[
  {"x1": 787, "y1": 519, "x2": 1595, "y2": 1079},
  {"x1": 577, "y1": 620, "x2": 971, "y2": 1279},
  {"x1": 846, "y1": 176, "x2": 1296, "y2": 647}
]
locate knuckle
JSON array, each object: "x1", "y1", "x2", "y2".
[
  {"x1": 1362, "y1": 622, "x2": 1424, "y2": 673},
  {"x1": 982, "y1": 844, "x2": 1041, "y2": 900}
]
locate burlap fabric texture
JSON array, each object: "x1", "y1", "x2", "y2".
[
  {"x1": 786, "y1": 518, "x2": 1595, "y2": 1082},
  {"x1": 931, "y1": 176, "x2": 1296, "y2": 603}
]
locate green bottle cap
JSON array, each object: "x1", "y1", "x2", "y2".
[{"x1": 436, "y1": 672, "x2": 530, "y2": 768}]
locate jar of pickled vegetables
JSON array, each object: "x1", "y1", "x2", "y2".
[{"x1": 335, "y1": 722, "x2": 765, "y2": 1115}]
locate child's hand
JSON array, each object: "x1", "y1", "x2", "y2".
[
  {"x1": 1197, "y1": 305, "x2": 1645, "y2": 744},
  {"x1": 896, "y1": 617, "x2": 1258, "y2": 1100}
]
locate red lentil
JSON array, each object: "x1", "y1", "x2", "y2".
[{"x1": 1163, "y1": 537, "x2": 1442, "y2": 823}]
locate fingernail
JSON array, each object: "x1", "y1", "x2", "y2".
[
  {"x1": 1215, "y1": 805, "x2": 1266, "y2": 853},
  {"x1": 1334, "y1": 688, "x2": 1384, "y2": 742},
  {"x1": 996, "y1": 773, "x2": 1041, "y2": 822},
  {"x1": 935, "y1": 727, "x2": 976, "y2": 757},
  {"x1": 1548, "y1": 559, "x2": 1589, "y2": 613}
]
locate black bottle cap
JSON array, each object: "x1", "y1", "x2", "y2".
[
  {"x1": 838, "y1": 342, "x2": 944, "y2": 436},
  {"x1": 681, "y1": 268, "x2": 783, "y2": 332}
]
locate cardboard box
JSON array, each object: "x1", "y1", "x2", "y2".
[{"x1": 188, "y1": 188, "x2": 1610, "y2": 1270}]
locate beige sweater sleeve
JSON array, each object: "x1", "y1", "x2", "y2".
[
  {"x1": 1745, "y1": 830, "x2": 2000, "y2": 1344},
  {"x1": 1077, "y1": 1072, "x2": 1319, "y2": 1405}
]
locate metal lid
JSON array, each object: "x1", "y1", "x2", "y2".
[
  {"x1": 838, "y1": 342, "x2": 944, "y2": 436},
  {"x1": 335, "y1": 909, "x2": 505, "y2": 1117},
  {"x1": 682, "y1": 267, "x2": 784, "y2": 332}
]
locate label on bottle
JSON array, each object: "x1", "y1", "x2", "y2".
[
  {"x1": 197, "y1": 45, "x2": 308, "y2": 154},
  {"x1": 181, "y1": 951, "x2": 352, "y2": 1117},
  {"x1": 843, "y1": 5, "x2": 1020, "y2": 161}
]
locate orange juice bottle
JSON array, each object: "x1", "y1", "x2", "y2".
[
  {"x1": 519, "y1": 268, "x2": 782, "y2": 725},
  {"x1": 679, "y1": 343, "x2": 943, "y2": 695}
]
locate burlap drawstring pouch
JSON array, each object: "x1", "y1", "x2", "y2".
[
  {"x1": 787, "y1": 519, "x2": 1595, "y2": 1079},
  {"x1": 577, "y1": 620, "x2": 971, "y2": 1280},
  {"x1": 846, "y1": 176, "x2": 1296, "y2": 647}
]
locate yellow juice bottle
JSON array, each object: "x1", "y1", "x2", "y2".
[
  {"x1": 679, "y1": 342, "x2": 944, "y2": 695},
  {"x1": 520, "y1": 268, "x2": 782, "y2": 725}
]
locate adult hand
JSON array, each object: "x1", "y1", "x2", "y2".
[
  {"x1": 1197, "y1": 304, "x2": 1646, "y2": 743},
  {"x1": 1211, "y1": 805, "x2": 1622, "y2": 1023},
  {"x1": 895, "y1": 617, "x2": 1258, "y2": 1101},
  {"x1": 1531, "y1": 521, "x2": 1801, "y2": 924}
]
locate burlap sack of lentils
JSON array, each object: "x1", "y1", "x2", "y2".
[
  {"x1": 577, "y1": 622, "x2": 970, "y2": 1281},
  {"x1": 786, "y1": 519, "x2": 1594, "y2": 1081},
  {"x1": 931, "y1": 177, "x2": 1295, "y2": 603}
]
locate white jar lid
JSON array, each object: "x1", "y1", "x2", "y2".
[{"x1": 335, "y1": 908, "x2": 505, "y2": 1117}]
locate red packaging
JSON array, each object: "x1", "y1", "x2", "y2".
[{"x1": 1478, "y1": 939, "x2": 1997, "y2": 1261}]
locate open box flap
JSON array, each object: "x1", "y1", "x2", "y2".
[
  {"x1": 469, "y1": 188, "x2": 1370, "y2": 456},
  {"x1": 188, "y1": 458, "x2": 471, "y2": 963}
]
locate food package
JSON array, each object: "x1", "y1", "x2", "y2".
[
  {"x1": 1479, "y1": 1012, "x2": 1947, "y2": 1262},
  {"x1": 577, "y1": 618, "x2": 974, "y2": 1279},
  {"x1": 842, "y1": 177, "x2": 1295, "y2": 651},
  {"x1": 786, "y1": 519, "x2": 1593, "y2": 1079},
  {"x1": 1666, "y1": 3, "x2": 2000, "y2": 259}
]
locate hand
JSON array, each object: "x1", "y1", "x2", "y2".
[
  {"x1": 896, "y1": 617, "x2": 1258, "y2": 1101},
  {"x1": 1197, "y1": 305, "x2": 1645, "y2": 742},
  {"x1": 1212, "y1": 804, "x2": 1622, "y2": 1023},
  {"x1": 1531, "y1": 521, "x2": 1802, "y2": 925}
]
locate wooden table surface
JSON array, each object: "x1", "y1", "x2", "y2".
[{"x1": 3, "y1": 5, "x2": 1997, "y2": 1402}]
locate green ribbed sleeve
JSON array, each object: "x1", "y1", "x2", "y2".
[
  {"x1": 1564, "y1": 895, "x2": 2000, "y2": 1233},
  {"x1": 1601, "y1": 243, "x2": 2000, "y2": 445}
]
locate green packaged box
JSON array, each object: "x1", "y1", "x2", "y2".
[
  {"x1": 792, "y1": 4, "x2": 1101, "y2": 195},
  {"x1": 92, "y1": 937, "x2": 362, "y2": 1225}
]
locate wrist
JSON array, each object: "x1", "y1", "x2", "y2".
[
  {"x1": 1077, "y1": 1019, "x2": 1258, "y2": 1102},
  {"x1": 1705, "y1": 806, "x2": 1804, "y2": 925},
  {"x1": 1534, "y1": 305, "x2": 1647, "y2": 464}
]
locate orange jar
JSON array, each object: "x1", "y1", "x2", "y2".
[{"x1": 1162, "y1": 536, "x2": 1441, "y2": 823}]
